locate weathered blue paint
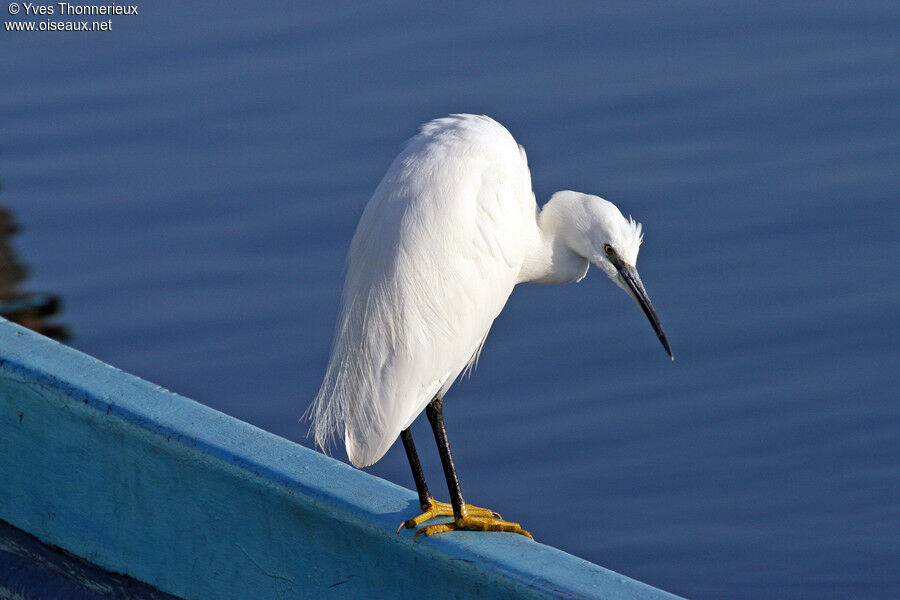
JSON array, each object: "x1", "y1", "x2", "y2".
[
  {"x1": 0, "y1": 320, "x2": 684, "y2": 600},
  {"x1": 0, "y1": 518, "x2": 179, "y2": 599}
]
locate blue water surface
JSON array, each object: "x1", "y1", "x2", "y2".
[{"x1": 1, "y1": 3, "x2": 897, "y2": 599}]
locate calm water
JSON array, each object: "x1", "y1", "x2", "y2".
[{"x1": 2, "y1": 3, "x2": 897, "y2": 598}]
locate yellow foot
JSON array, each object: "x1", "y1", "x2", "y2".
[
  {"x1": 414, "y1": 513, "x2": 532, "y2": 540},
  {"x1": 397, "y1": 499, "x2": 500, "y2": 533}
]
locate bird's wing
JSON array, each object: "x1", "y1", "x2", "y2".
[{"x1": 310, "y1": 116, "x2": 534, "y2": 467}]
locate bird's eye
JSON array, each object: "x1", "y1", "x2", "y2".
[{"x1": 604, "y1": 244, "x2": 614, "y2": 256}]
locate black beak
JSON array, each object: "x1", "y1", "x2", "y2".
[{"x1": 616, "y1": 263, "x2": 673, "y2": 359}]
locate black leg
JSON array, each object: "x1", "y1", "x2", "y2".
[
  {"x1": 400, "y1": 427, "x2": 431, "y2": 508},
  {"x1": 426, "y1": 396, "x2": 466, "y2": 521}
]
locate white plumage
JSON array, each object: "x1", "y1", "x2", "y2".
[{"x1": 309, "y1": 114, "x2": 671, "y2": 468}]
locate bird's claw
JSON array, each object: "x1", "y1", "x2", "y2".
[
  {"x1": 398, "y1": 498, "x2": 499, "y2": 532},
  {"x1": 413, "y1": 515, "x2": 532, "y2": 541}
]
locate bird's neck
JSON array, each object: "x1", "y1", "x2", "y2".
[{"x1": 518, "y1": 197, "x2": 590, "y2": 285}]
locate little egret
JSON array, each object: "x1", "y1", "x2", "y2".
[{"x1": 309, "y1": 114, "x2": 671, "y2": 538}]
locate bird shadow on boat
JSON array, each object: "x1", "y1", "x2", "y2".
[{"x1": 377, "y1": 498, "x2": 459, "y2": 538}]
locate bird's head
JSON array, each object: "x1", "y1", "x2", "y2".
[{"x1": 550, "y1": 191, "x2": 673, "y2": 359}]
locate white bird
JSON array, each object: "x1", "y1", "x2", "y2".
[{"x1": 308, "y1": 114, "x2": 671, "y2": 538}]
